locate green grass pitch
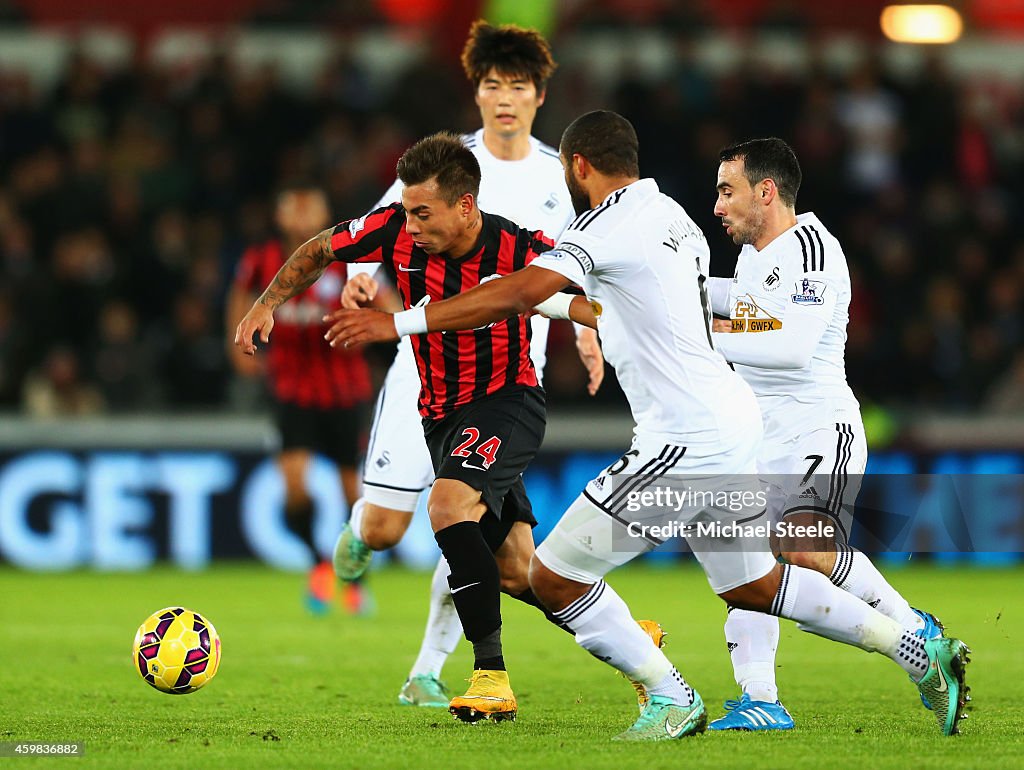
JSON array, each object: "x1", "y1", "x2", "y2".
[{"x1": 1, "y1": 562, "x2": 1021, "y2": 769}]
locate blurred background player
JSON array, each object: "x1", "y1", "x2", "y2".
[
  {"x1": 706, "y1": 138, "x2": 945, "y2": 730},
  {"x1": 226, "y1": 183, "x2": 372, "y2": 614},
  {"x1": 331, "y1": 20, "x2": 605, "y2": 707}
]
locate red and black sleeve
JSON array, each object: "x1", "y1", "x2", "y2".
[{"x1": 329, "y1": 203, "x2": 403, "y2": 265}]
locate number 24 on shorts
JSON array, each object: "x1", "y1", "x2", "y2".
[{"x1": 451, "y1": 428, "x2": 502, "y2": 470}]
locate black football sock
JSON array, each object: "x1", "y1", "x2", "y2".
[
  {"x1": 511, "y1": 588, "x2": 573, "y2": 635},
  {"x1": 434, "y1": 521, "x2": 504, "y2": 671},
  {"x1": 473, "y1": 629, "x2": 505, "y2": 672},
  {"x1": 284, "y1": 501, "x2": 317, "y2": 558}
]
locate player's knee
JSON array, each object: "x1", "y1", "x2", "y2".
[
  {"x1": 527, "y1": 554, "x2": 555, "y2": 606},
  {"x1": 428, "y1": 505, "x2": 464, "y2": 532},
  {"x1": 427, "y1": 481, "x2": 480, "y2": 532},
  {"x1": 359, "y1": 504, "x2": 412, "y2": 550},
  {"x1": 718, "y1": 566, "x2": 781, "y2": 613},
  {"x1": 528, "y1": 554, "x2": 581, "y2": 612},
  {"x1": 499, "y1": 568, "x2": 530, "y2": 596},
  {"x1": 360, "y1": 513, "x2": 404, "y2": 551},
  {"x1": 279, "y1": 472, "x2": 309, "y2": 510},
  {"x1": 283, "y1": 483, "x2": 309, "y2": 510},
  {"x1": 782, "y1": 548, "x2": 833, "y2": 575}
]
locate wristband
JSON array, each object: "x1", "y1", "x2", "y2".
[
  {"x1": 533, "y1": 293, "x2": 574, "y2": 320},
  {"x1": 393, "y1": 306, "x2": 428, "y2": 336}
]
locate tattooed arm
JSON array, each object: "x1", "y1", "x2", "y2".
[
  {"x1": 233, "y1": 229, "x2": 334, "y2": 355},
  {"x1": 258, "y1": 229, "x2": 334, "y2": 310}
]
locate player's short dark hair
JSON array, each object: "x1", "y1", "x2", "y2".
[
  {"x1": 461, "y1": 19, "x2": 556, "y2": 91},
  {"x1": 396, "y1": 132, "x2": 481, "y2": 206},
  {"x1": 559, "y1": 110, "x2": 639, "y2": 178},
  {"x1": 719, "y1": 138, "x2": 802, "y2": 207}
]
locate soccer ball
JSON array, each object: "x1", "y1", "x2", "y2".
[{"x1": 132, "y1": 607, "x2": 221, "y2": 694}]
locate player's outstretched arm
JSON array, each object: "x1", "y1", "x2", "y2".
[
  {"x1": 225, "y1": 285, "x2": 263, "y2": 375},
  {"x1": 233, "y1": 228, "x2": 335, "y2": 355},
  {"x1": 713, "y1": 305, "x2": 828, "y2": 369},
  {"x1": 322, "y1": 265, "x2": 576, "y2": 348}
]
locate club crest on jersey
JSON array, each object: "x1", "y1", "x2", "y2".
[
  {"x1": 792, "y1": 278, "x2": 826, "y2": 305},
  {"x1": 731, "y1": 294, "x2": 782, "y2": 333},
  {"x1": 348, "y1": 214, "x2": 368, "y2": 238},
  {"x1": 762, "y1": 266, "x2": 781, "y2": 291}
]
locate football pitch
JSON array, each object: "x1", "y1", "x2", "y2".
[{"x1": 2, "y1": 562, "x2": 1021, "y2": 769}]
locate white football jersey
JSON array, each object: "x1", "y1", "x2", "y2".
[
  {"x1": 531, "y1": 178, "x2": 759, "y2": 447},
  {"x1": 369, "y1": 129, "x2": 574, "y2": 374},
  {"x1": 724, "y1": 213, "x2": 859, "y2": 413}
]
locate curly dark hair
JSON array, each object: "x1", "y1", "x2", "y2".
[{"x1": 460, "y1": 19, "x2": 557, "y2": 91}]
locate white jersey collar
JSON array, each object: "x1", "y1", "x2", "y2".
[
  {"x1": 599, "y1": 177, "x2": 658, "y2": 206},
  {"x1": 473, "y1": 128, "x2": 540, "y2": 164},
  {"x1": 743, "y1": 211, "x2": 822, "y2": 260}
]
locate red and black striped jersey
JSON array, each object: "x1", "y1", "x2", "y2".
[
  {"x1": 233, "y1": 239, "x2": 373, "y2": 410},
  {"x1": 329, "y1": 203, "x2": 552, "y2": 420}
]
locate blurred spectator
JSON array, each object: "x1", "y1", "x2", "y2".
[
  {"x1": 22, "y1": 346, "x2": 105, "y2": 417},
  {"x1": 985, "y1": 352, "x2": 1024, "y2": 414},
  {"x1": 833, "y1": 61, "x2": 901, "y2": 194},
  {"x1": 0, "y1": 23, "x2": 1020, "y2": 417},
  {"x1": 90, "y1": 300, "x2": 155, "y2": 410},
  {"x1": 160, "y1": 292, "x2": 229, "y2": 407}
]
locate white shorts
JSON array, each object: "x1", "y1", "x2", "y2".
[
  {"x1": 361, "y1": 340, "x2": 434, "y2": 512},
  {"x1": 536, "y1": 427, "x2": 778, "y2": 595},
  {"x1": 758, "y1": 411, "x2": 868, "y2": 544}
]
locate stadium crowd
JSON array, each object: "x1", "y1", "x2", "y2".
[{"x1": 1, "y1": 24, "x2": 1022, "y2": 417}]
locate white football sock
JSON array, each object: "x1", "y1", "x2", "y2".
[
  {"x1": 830, "y1": 545, "x2": 923, "y2": 630},
  {"x1": 408, "y1": 557, "x2": 462, "y2": 679},
  {"x1": 724, "y1": 608, "x2": 779, "y2": 703},
  {"x1": 773, "y1": 564, "x2": 928, "y2": 679},
  {"x1": 348, "y1": 498, "x2": 367, "y2": 544},
  {"x1": 552, "y1": 580, "x2": 692, "y2": 706}
]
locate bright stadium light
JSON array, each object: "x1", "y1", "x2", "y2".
[{"x1": 881, "y1": 4, "x2": 963, "y2": 44}]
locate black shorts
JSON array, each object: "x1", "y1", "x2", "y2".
[
  {"x1": 274, "y1": 400, "x2": 369, "y2": 468},
  {"x1": 424, "y1": 386, "x2": 545, "y2": 551}
]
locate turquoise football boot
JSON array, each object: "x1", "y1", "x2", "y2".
[{"x1": 613, "y1": 693, "x2": 707, "y2": 741}]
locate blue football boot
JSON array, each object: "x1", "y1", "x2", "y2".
[{"x1": 708, "y1": 693, "x2": 795, "y2": 731}]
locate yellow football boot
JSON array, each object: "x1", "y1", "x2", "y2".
[
  {"x1": 628, "y1": 620, "x2": 668, "y2": 712},
  {"x1": 449, "y1": 669, "x2": 517, "y2": 723}
]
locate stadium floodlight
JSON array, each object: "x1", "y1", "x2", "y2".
[{"x1": 880, "y1": 4, "x2": 963, "y2": 44}]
